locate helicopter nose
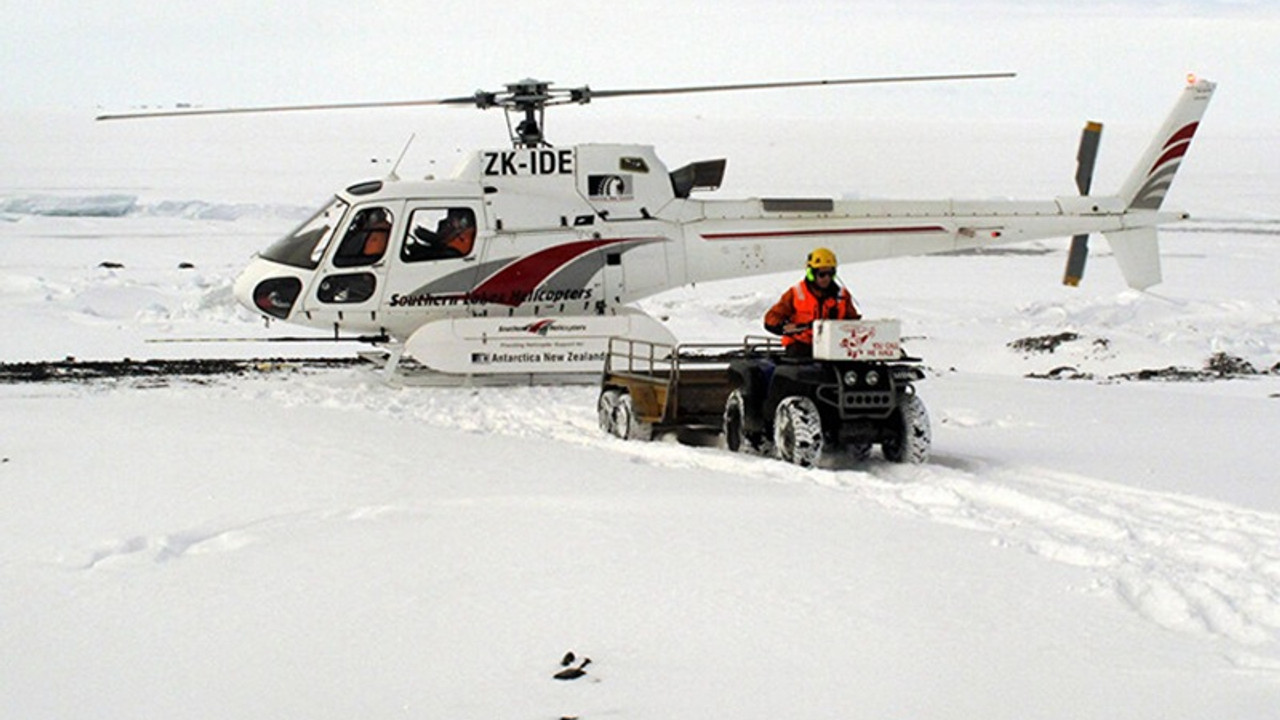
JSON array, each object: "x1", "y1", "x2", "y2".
[{"x1": 234, "y1": 258, "x2": 306, "y2": 320}]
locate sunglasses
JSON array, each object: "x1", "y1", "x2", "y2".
[{"x1": 812, "y1": 269, "x2": 835, "y2": 279}]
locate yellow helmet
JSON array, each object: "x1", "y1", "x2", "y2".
[{"x1": 806, "y1": 247, "x2": 838, "y2": 270}]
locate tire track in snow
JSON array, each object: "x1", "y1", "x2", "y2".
[
  {"x1": 71, "y1": 505, "x2": 418, "y2": 571},
  {"x1": 238, "y1": 373, "x2": 1280, "y2": 658},
  {"x1": 854, "y1": 460, "x2": 1280, "y2": 650}
]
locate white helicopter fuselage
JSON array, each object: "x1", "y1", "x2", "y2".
[{"x1": 232, "y1": 79, "x2": 1214, "y2": 374}]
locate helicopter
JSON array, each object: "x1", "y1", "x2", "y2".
[{"x1": 98, "y1": 73, "x2": 1216, "y2": 379}]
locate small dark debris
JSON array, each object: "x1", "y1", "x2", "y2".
[
  {"x1": 178, "y1": 262, "x2": 195, "y2": 270},
  {"x1": 98, "y1": 261, "x2": 124, "y2": 269},
  {"x1": 560, "y1": 651, "x2": 576, "y2": 667},
  {"x1": 1008, "y1": 332, "x2": 1080, "y2": 354},
  {"x1": 553, "y1": 655, "x2": 592, "y2": 681}
]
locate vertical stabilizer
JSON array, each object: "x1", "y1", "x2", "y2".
[
  {"x1": 1105, "y1": 227, "x2": 1161, "y2": 290},
  {"x1": 1119, "y1": 77, "x2": 1216, "y2": 210}
]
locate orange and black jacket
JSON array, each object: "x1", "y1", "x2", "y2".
[{"x1": 764, "y1": 279, "x2": 860, "y2": 346}]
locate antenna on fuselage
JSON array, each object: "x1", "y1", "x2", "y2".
[{"x1": 387, "y1": 133, "x2": 416, "y2": 181}]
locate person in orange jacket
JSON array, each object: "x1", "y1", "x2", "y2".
[
  {"x1": 361, "y1": 208, "x2": 392, "y2": 258},
  {"x1": 436, "y1": 208, "x2": 476, "y2": 257},
  {"x1": 764, "y1": 247, "x2": 860, "y2": 357}
]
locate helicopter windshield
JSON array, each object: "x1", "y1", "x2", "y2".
[{"x1": 260, "y1": 197, "x2": 349, "y2": 269}]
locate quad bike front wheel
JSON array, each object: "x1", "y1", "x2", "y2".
[{"x1": 774, "y1": 395, "x2": 823, "y2": 468}]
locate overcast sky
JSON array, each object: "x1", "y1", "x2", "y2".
[{"x1": 3, "y1": 0, "x2": 1276, "y2": 127}]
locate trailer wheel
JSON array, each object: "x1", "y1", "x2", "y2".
[
  {"x1": 774, "y1": 395, "x2": 823, "y2": 467},
  {"x1": 597, "y1": 389, "x2": 622, "y2": 435},
  {"x1": 882, "y1": 393, "x2": 931, "y2": 464},
  {"x1": 614, "y1": 392, "x2": 653, "y2": 441}
]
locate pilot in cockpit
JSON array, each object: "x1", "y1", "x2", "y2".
[
  {"x1": 435, "y1": 209, "x2": 475, "y2": 256},
  {"x1": 361, "y1": 208, "x2": 392, "y2": 258}
]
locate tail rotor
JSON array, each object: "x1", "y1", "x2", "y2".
[{"x1": 1063, "y1": 121, "x2": 1103, "y2": 287}]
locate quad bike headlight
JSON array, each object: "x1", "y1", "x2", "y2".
[{"x1": 843, "y1": 370, "x2": 858, "y2": 386}]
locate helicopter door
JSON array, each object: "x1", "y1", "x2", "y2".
[
  {"x1": 380, "y1": 202, "x2": 485, "y2": 324},
  {"x1": 599, "y1": 247, "x2": 625, "y2": 310},
  {"x1": 477, "y1": 228, "x2": 604, "y2": 315},
  {"x1": 306, "y1": 202, "x2": 400, "y2": 327}
]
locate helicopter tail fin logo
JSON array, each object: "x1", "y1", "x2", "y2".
[{"x1": 1119, "y1": 77, "x2": 1215, "y2": 210}]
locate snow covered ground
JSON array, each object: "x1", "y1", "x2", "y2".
[{"x1": 3, "y1": 93, "x2": 1279, "y2": 718}]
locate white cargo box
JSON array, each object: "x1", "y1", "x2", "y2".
[{"x1": 811, "y1": 319, "x2": 902, "y2": 361}]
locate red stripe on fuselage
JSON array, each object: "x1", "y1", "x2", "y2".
[
  {"x1": 701, "y1": 225, "x2": 948, "y2": 241},
  {"x1": 468, "y1": 237, "x2": 643, "y2": 307}
]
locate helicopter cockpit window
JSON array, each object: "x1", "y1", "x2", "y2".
[
  {"x1": 401, "y1": 207, "x2": 477, "y2": 263},
  {"x1": 317, "y1": 272, "x2": 377, "y2": 304},
  {"x1": 332, "y1": 207, "x2": 394, "y2": 268},
  {"x1": 260, "y1": 197, "x2": 349, "y2": 270}
]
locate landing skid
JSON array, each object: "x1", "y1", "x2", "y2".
[{"x1": 356, "y1": 350, "x2": 598, "y2": 387}]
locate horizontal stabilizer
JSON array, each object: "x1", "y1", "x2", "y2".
[{"x1": 1104, "y1": 227, "x2": 1161, "y2": 290}]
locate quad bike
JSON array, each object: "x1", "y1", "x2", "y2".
[{"x1": 597, "y1": 320, "x2": 930, "y2": 467}]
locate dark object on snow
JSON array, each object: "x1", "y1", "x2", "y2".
[
  {"x1": 178, "y1": 262, "x2": 195, "y2": 269},
  {"x1": 1026, "y1": 366, "x2": 1094, "y2": 381},
  {"x1": 0, "y1": 356, "x2": 363, "y2": 384},
  {"x1": 98, "y1": 261, "x2": 124, "y2": 269},
  {"x1": 554, "y1": 656, "x2": 591, "y2": 681},
  {"x1": 1007, "y1": 332, "x2": 1080, "y2": 354},
  {"x1": 1204, "y1": 352, "x2": 1256, "y2": 377},
  {"x1": 1030, "y1": 352, "x2": 1268, "y2": 383},
  {"x1": 560, "y1": 651, "x2": 575, "y2": 667}
]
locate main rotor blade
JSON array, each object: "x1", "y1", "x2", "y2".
[
  {"x1": 96, "y1": 96, "x2": 477, "y2": 121},
  {"x1": 97, "y1": 72, "x2": 1016, "y2": 121},
  {"x1": 580, "y1": 72, "x2": 1016, "y2": 101}
]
